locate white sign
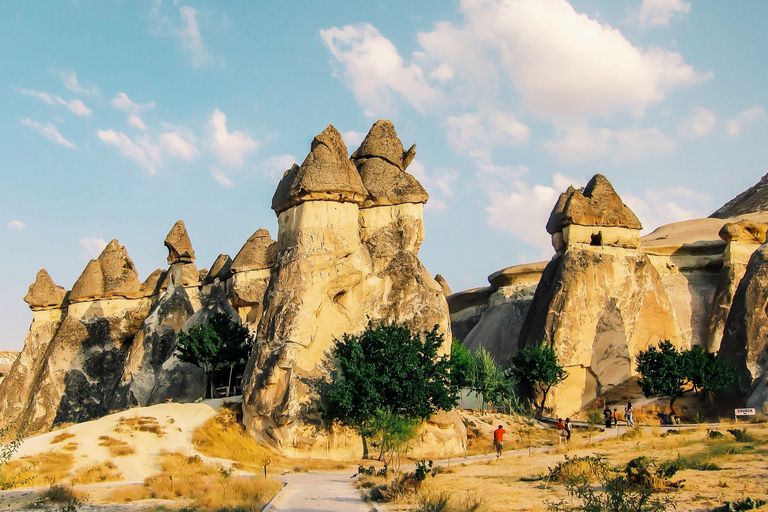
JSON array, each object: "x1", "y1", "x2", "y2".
[{"x1": 735, "y1": 408, "x2": 756, "y2": 416}]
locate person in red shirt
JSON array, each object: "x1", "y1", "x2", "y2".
[{"x1": 493, "y1": 425, "x2": 506, "y2": 458}]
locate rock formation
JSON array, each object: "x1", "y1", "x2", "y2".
[
  {"x1": 711, "y1": 172, "x2": 768, "y2": 219},
  {"x1": 165, "y1": 220, "x2": 196, "y2": 264},
  {"x1": 517, "y1": 175, "x2": 683, "y2": 415},
  {"x1": 242, "y1": 121, "x2": 455, "y2": 451}
]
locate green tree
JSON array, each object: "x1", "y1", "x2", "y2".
[
  {"x1": 513, "y1": 343, "x2": 567, "y2": 418},
  {"x1": 470, "y1": 348, "x2": 502, "y2": 413},
  {"x1": 636, "y1": 340, "x2": 733, "y2": 416},
  {"x1": 176, "y1": 312, "x2": 254, "y2": 399},
  {"x1": 366, "y1": 408, "x2": 421, "y2": 470},
  {"x1": 449, "y1": 338, "x2": 473, "y2": 389},
  {"x1": 322, "y1": 322, "x2": 457, "y2": 459}
]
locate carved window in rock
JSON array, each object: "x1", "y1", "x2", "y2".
[{"x1": 590, "y1": 231, "x2": 603, "y2": 246}]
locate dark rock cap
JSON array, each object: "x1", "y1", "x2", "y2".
[
  {"x1": 546, "y1": 174, "x2": 642, "y2": 234},
  {"x1": 204, "y1": 254, "x2": 233, "y2": 285},
  {"x1": 24, "y1": 269, "x2": 67, "y2": 309},
  {"x1": 231, "y1": 228, "x2": 276, "y2": 272},
  {"x1": 69, "y1": 239, "x2": 142, "y2": 302},
  {"x1": 718, "y1": 219, "x2": 768, "y2": 244},
  {"x1": 164, "y1": 220, "x2": 196, "y2": 265},
  {"x1": 271, "y1": 125, "x2": 368, "y2": 214},
  {"x1": 351, "y1": 120, "x2": 427, "y2": 208}
]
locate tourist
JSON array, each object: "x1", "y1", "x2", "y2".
[
  {"x1": 603, "y1": 405, "x2": 612, "y2": 428},
  {"x1": 564, "y1": 417, "x2": 573, "y2": 441},
  {"x1": 493, "y1": 424, "x2": 506, "y2": 458},
  {"x1": 613, "y1": 408, "x2": 618, "y2": 427},
  {"x1": 625, "y1": 402, "x2": 634, "y2": 427}
]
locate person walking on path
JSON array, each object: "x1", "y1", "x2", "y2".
[
  {"x1": 612, "y1": 408, "x2": 619, "y2": 427},
  {"x1": 564, "y1": 417, "x2": 573, "y2": 441},
  {"x1": 625, "y1": 402, "x2": 635, "y2": 427},
  {"x1": 493, "y1": 425, "x2": 506, "y2": 458},
  {"x1": 603, "y1": 405, "x2": 612, "y2": 429}
]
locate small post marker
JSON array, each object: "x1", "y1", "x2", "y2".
[{"x1": 262, "y1": 457, "x2": 272, "y2": 478}]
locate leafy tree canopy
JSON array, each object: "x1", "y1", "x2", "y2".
[
  {"x1": 449, "y1": 338, "x2": 473, "y2": 389},
  {"x1": 512, "y1": 343, "x2": 567, "y2": 417},
  {"x1": 635, "y1": 340, "x2": 733, "y2": 415},
  {"x1": 176, "y1": 312, "x2": 254, "y2": 397},
  {"x1": 322, "y1": 323, "x2": 457, "y2": 458}
]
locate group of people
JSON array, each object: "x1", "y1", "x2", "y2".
[
  {"x1": 603, "y1": 402, "x2": 635, "y2": 428},
  {"x1": 491, "y1": 401, "x2": 638, "y2": 459}
]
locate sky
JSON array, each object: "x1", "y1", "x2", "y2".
[{"x1": 1, "y1": 0, "x2": 767, "y2": 351}]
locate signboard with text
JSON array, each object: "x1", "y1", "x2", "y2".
[{"x1": 735, "y1": 408, "x2": 756, "y2": 416}]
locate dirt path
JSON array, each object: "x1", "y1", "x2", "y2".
[{"x1": 265, "y1": 470, "x2": 375, "y2": 512}]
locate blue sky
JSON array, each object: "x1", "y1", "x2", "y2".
[{"x1": 1, "y1": 0, "x2": 767, "y2": 351}]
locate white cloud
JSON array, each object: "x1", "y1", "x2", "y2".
[
  {"x1": 7, "y1": 220, "x2": 25, "y2": 231},
  {"x1": 342, "y1": 130, "x2": 366, "y2": 150},
  {"x1": 56, "y1": 97, "x2": 92, "y2": 117},
  {"x1": 159, "y1": 131, "x2": 200, "y2": 160},
  {"x1": 20, "y1": 89, "x2": 92, "y2": 116},
  {"x1": 112, "y1": 92, "x2": 155, "y2": 113},
  {"x1": 256, "y1": 154, "x2": 298, "y2": 182},
  {"x1": 208, "y1": 109, "x2": 259, "y2": 167},
  {"x1": 19, "y1": 89, "x2": 54, "y2": 104},
  {"x1": 179, "y1": 6, "x2": 214, "y2": 68},
  {"x1": 320, "y1": 23, "x2": 440, "y2": 116},
  {"x1": 633, "y1": 0, "x2": 691, "y2": 30},
  {"x1": 97, "y1": 129, "x2": 161, "y2": 174},
  {"x1": 22, "y1": 118, "x2": 76, "y2": 149},
  {"x1": 425, "y1": 0, "x2": 709, "y2": 120},
  {"x1": 727, "y1": 105, "x2": 765, "y2": 136},
  {"x1": 446, "y1": 110, "x2": 529, "y2": 158},
  {"x1": 128, "y1": 115, "x2": 147, "y2": 130},
  {"x1": 623, "y1": 186, "x2": 709, "y2": 233},
  {"x1": 425, "y1": 198, "x2": 448, "y2": 212},
  {"x1": 80, "y1": 236, "x2": 108, "y2": 258},
  {"x1": 211, "y1": 167, "x2": 233, "y2": 187},
  {"x1": 543, "y1": 125, "x2": 675, "y2": 163},
  {"x1": 485, "y1": 173, "x2": 581, "y2": 253},
  {"x1": 676, "y1": 107, "x2": 716, "y2": 138},
  {"x1": 59, "y1": 70, "x2": 99, "y2": 95}
]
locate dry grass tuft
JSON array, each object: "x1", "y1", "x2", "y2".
[
  {"x1": 61, "y1": 442, "x2": 79, "y2": 452},
  {"x1": 75, "y1": 460, "x2": 122, "y2": 484},
  {"x1": 50, "y1": 432, "x2": 76, "y2": 444},
  {"x1": 126, "y1": 451, "x2": 283, "y2": 510},
  {"x1": 192, "y1": 407, "x2": 277, "y2": 467},
  {"x1": 115, "y1": 415, "x2": 164, "y2": 436},
  {"x1": 98, "y1": 435, "x2": 135, "y2": 457},
  {"x1": 0, "y1": 450, "x2": 74, "y2": 488}
]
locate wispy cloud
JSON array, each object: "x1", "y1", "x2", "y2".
[
  {"x1": 150, "y1": 3, "x2": 220, "y2": 68},
  {"x1": 623, "y1": 186, "x2": 710, "y2": 233},
  {"x1": 211, "y1": 167, "x2": 233, "y2": 187},
  {"x1": 727, "y1": 105, "x2": 765, "y2": 136},
  {"x1": 59, "y1": 69, "x2": 99, "y2": 95},
  {"x1": 19, "y1": 89, "x2": 91, "y2": 116},
  {"x1": 631, "y1": 0, "x2": 691, "y2": 30},
  {"x1": 112, "y1": 92, "x2": 155, "y2": 113},
  {"x1": 128, "y1": 115, "x2": 147, "y2": 130},
  {"x1": 320, "y1": 23, "x2": 440, "y2": 116},
  {"x1": 159, "y1": 131, "x2": 200, "y2": 161},
  {"x1": 80, "y1": 236, "x2": 108, "y2": 258},
  {"x1": 208, "y1": 109, "x2": 259, "y2": 167},
  {"x1": 97, "y1": 129, "x2": 161, "y2": 174},
  {"x1": 255, "y1": 154, "x2": 298, "y2": 182},
  {"x1": 543, "y1": 125, "x2": 675, "y2": 163},
  {"x1": 676, "y1": 107, "x2": 716, "y2": 138},
  {"x1": 22, "y1": 119, "x2": 76, "y2": 148},
  {"x1": 7, "y1": 220, "x2": 25, "y2": 231}
]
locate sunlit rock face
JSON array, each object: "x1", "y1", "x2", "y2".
[
  {"x1": 519, "y1": 174, "x2": 684, "y2": 417},
  {"x1": 242, "y1": 122, "x2": 455, "y2": 450},
  {"x1": 718, "y1": 241, "x2": 768, "y2": 412}
]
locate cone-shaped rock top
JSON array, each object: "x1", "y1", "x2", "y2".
[
  {"x1": 271, "y1": 125, "x2": 367, "y2": 214},
  {"x1": 69, "y1": 239, "x2": 141, "y2": 302},
  {"x1": 204, "y1": 254, "x2": 233, "y2": 284},
  {"x1": 24, "y1": 269, "x2": 67, "y2": 309},
  {"x1": 546, "y1": 174, "x2": 641, "y2": 234},
  {"x1": 164, "y1": 220, "x2": 196, "y2": 265},
  {"x1": 351, "y1": 120, "x2": 428, "y2": 208},
  {"x1": 231, "y1": 228, "x2": 276, "y2": 272}
]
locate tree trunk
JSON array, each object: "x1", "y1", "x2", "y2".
[
  {"x1": 669, "y1": 396, "x2": 678, "y2": 418},
  {"x1": 227, "y1": 364, "x2": 234, "y2": 397},
  {"x1": 361, "y1": 435, "x2": 369, "y2": 459}
]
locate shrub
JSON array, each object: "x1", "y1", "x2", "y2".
[
  {"x1": 417, "y1": 490, "x2": 451, "y2": 512},
  {"x1": 548, "y1": 455, "x2": 608, "y2": 484},
  {"x1": 75, "y1": 461, "x2": 122, "y2": 484},
  {"x1": 707, "y1": 429, "x2": 724, "y2": 439},
  {"x1": 727, "y1": 428, "x2": 752, "y2": 442}
]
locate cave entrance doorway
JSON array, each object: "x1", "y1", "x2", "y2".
[{"x1": 590, "y1": 232, "x2": 603, "y2": 246}]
